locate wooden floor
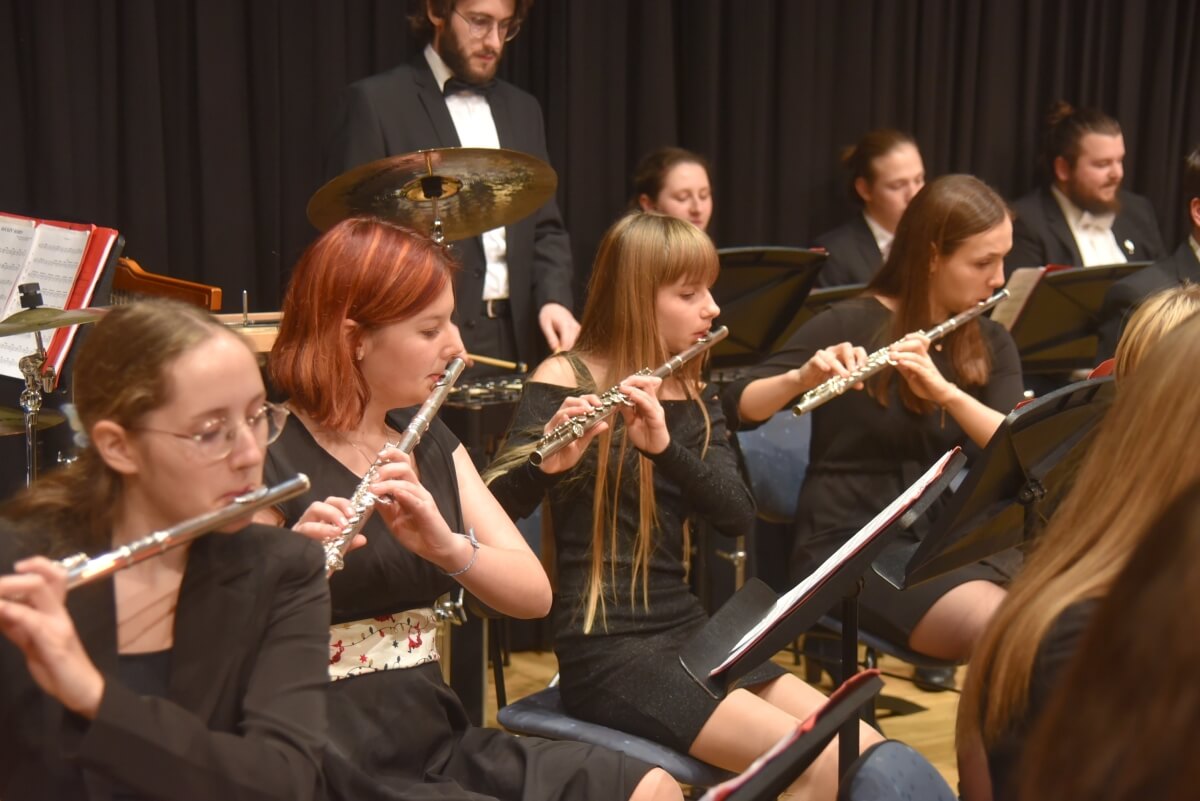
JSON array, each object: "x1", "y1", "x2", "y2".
[{"x1": 484, "y1": 645, "x2": 962, "y2": 790}]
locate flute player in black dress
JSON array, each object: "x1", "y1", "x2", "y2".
[{"x1": 723, "y1": 175, "x2": 1023, "y2": 667}]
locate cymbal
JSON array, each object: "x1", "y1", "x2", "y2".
[
  {"x1": 0, "y1": 307, "x2": 106, "y2": 337},
  {"x1": 0, "y1": 407, "x2": 65, "y2": 436},
  {"x1": 307, "y1": 147, "x2": 558, "y2": 240}
]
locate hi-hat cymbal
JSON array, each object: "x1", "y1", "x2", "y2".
[
  {"x1": 0, "y1": 307, "x2": 107, "y2": 337},
  {"x1": 307, "y1": 147, "x2": 558, "y2": 240},
  {"x1": 0, "y1": 407, "x2": 65, "y2": 436}
]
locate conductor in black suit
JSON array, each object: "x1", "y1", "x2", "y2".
[
  {"x1": 1096, "y1": 144, "x2": 1200, "y2": 361},
  {"x1": 1006, "y1": 102, "x2": 1166, "y2": 276},
  {"x1": 325, "y1": 0, "x2": 580, "y2": 370}
]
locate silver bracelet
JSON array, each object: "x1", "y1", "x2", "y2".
[{"x1": 443, "y1": 527, "x2": 479, "y2": 577}]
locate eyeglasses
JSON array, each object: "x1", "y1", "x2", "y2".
[
  {"x1": 454, "y1": 8, "x2": 521, "y2": 42},
  {"x1": 133, "y1": 402, "x2": 290, "y2": 463}
]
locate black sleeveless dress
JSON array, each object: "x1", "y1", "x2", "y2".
[{"x1": 266, "y1": 409, "x2": 653, "y2": 801}]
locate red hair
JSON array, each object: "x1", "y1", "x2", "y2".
[{"x1": 270, "y1": 217, "x2": 458, "y2": 429}]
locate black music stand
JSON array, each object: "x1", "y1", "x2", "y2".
[
  {"x1": 773, "y1": 283, "x2": 867, "y2": 349},
  {"x1": 874, "y1": 376, "x2": 1116, "y2": 591},
  {"x1": 997, "y1": 263, "x2": 1149, "y2": 374},
  {"x1": 700, "y1": 670, "x2": 885, "y2": 801},
  {"x1": 709, "y1": 247, "x2": 826, "y2": 370},
  {"x1": 679, "y1": 449, "x2": 966, "y2": 777}
]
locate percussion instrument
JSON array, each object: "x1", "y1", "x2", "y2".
[{"x1": 306, "y1": 147, "x2": 558, "y2": 242}]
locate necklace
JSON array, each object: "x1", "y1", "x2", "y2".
[{"x1": 332, "y1": 428, "x2": 399, "y2": 474}]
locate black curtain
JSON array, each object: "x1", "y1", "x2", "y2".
[{"x1": 2, "y1": 0, "x2": 1198, "y2": 312}]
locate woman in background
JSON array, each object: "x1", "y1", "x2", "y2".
[
  {"x1": 813, "y1": 129, "x2": 926, "y2": 286},
  {"x1": 632, "y1": 147, "x2": 714, "y2": 233}
]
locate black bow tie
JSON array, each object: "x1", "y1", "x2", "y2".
[{"x1": 443, "y1": 77, "x2": 497, "y2": 97}]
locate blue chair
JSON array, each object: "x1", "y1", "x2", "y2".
[
  {"x1": 736, "y1": 411, "x2": 959, "y2": 705},
  {"x1": 496, "y1": 680, "x2": 737, "y2": 788},
  {"x1": 493, "y1": 507, "x2": 736, "y2": 789},
  {"x1": 837, "y1": 741, "x2": 956, "y2": 801}
]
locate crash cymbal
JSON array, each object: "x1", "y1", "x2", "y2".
[
  {"x1": 0, "y1": 407, "x2": 65, "y2": 436},
  {"x1": 307, "y1": 147, "x2": 558, "y2": 240},
  {"x1": 0, "y1": 306, "x2": 106, "y2": 337}
]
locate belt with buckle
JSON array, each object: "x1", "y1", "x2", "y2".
[{"x1": 483, "y1": 299, "x2": 511, "y2": 319}]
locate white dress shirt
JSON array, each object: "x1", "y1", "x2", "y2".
[
  {"x1": 1051, "y1": 185, "x2": 1129, "y2": 267},
  {"x1": 425, "y1": 45, "x2": 508, "y2": 301},
  {"x1": 862, "y1": 212, "x2": 895, "y2": 262}
]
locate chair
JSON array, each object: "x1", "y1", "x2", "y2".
[
  {"x1": 496, "y1": 681, "x2": 737, "y2": 789},
  {"x1": 836, "y1": 741, "x2": 956, "y2": 801},
  {"x1": 492, "y1": 510, "x2": 736, "y2": 789},
  {"x1": 736, "y1": 411, "x2": 958, "y2": 708}
]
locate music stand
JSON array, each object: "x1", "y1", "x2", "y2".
[
  {"x1": 679, "y1": 449, "x2": 966, "y2": 776},
  {"x1": 709, "y1": 248, "x2": 826, "y2": 370},
  {"x1": 997, "y1": 263, "x2": 1149, "y2": 374},
  {"x1": 773, "y1": 283, "x2": 866, "y2": 349},
  {"x1": 874, "y1": 376, "x2": 1116, "y2": 591},
  {"x1": 699, "y1": 671, "x2": 885, "y2": 801}
]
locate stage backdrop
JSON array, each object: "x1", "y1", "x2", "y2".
[{"x1": 2, "y1": 0, "x2": 1198, "y2": 311}]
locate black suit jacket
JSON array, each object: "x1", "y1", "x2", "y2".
[
  {"x1": 324, "y1": 59, "x2": 574, "y2": 365},
  {"x1": 1006, "y1": 186, "x2": 1166, "y2": 276},
  {"x1": 1095, "y1": 239, "x2": 1200, "y2": 361},
  {"x1": 812, "y1": 214, "x2": 883, "y2": 287},
  {"x1": 0, "y1": 524, "x2": 330, "y2": 801}
]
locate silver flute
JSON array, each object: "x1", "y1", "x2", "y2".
[
  {"x1": 530, "y1": 326, "x2": 729, "y2": 467},
  {"x1": 323, "y1": 356, "x2": 467, "y2": 576},
  {"x1": 791, "y1": 289, "x2": 1010, "y2": 416},
  {"x1": 58, "y1": 474, "x2": 312, "y2": 590}
]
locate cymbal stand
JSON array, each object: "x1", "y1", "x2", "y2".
[
  {"x1": 16, "y1": 283, "x2": 57, "y2": 485},
  {"x1": 18, "y1": 330, "x2": 56, "y2": 486}
]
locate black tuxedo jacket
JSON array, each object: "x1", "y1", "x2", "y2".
[
  {"x1": 1095, "y1": 239, "x2": 1200, "y2": 361},
  {"x1": 0, "y1": 524, "x2": 330, "y2": 801},
  {"x1": 325, "y1": 59, "x2": 574, "y2": 365},
  {"x1": 813, "y1": 214, "x2": 883, "y2": 287},
  {"x1": 1006, "y1": 186, "x2": 1166, "y2": 277}
]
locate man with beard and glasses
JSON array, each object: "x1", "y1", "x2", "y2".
[
  {"x1": 324, "y1": 0, "x2": 580, "y2": 374},
  {"x1": 1005, "y1": 102, "x2": 1165, "y2": 277}
]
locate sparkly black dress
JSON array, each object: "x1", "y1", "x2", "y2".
[
  {"x1": 266, "y1": 410, "x2": 653, "y2": 801},
  {"x1": 490, "y1": 363, "x2": 784, "y2": 755}
]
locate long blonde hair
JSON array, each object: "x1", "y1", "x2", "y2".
[
  {"x1": 959, "y1": 313, "x2": 1200, "y2": 748},
  {"x1": 1114, "y1": 282, "x2": 1200, "y2": 379},
  {"x1": 487, "y1": 213, "x2": 719, "y2": 632}
]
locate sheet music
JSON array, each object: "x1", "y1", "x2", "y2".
[
  {"x1": 712, "y1": 449, "x2": 958, "y2": 675},
  {"x1": 0, "y1": 221, "x2": 92, "y2": 380},
  {"x1": 990, "y1": 267, "x2": 1045, "y2": 329},
  {"x1": 0, "y1": 215, "x2": 36, "y2": 313}
]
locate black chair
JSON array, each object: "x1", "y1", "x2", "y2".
[{"x1": 836, "y1": 740, "x2": 956, "y2": 801}]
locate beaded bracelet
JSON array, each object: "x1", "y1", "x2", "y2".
[{"x1": 444, "y1": 527, "x2": 479, "y2": 577}]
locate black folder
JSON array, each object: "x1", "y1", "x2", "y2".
[
  {"x1": 994, "y1": 262, "x2": 1150, "y2": 374},
  {"x1": 874, "y1": 376, "x2": 1116, "y2": 590},
  {"x1": 709, "y1": 247, "x2": 826, "y2": 370}
]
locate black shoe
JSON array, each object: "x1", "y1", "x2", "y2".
[{"x1": 912, "y1": 665, "x2": 957, "y2": 692}]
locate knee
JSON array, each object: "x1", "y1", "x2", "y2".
[{"x1": 629, "y1": 767, "x2": 684, "y2": 801}]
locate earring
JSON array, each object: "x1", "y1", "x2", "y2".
[{"x1": 356, "y1": 348, "x2": 364, "y2": 361}]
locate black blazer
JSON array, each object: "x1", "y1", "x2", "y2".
[
  {"x1": 0, "y1": 524, "x2": 330, "y2": 801},
  {"x1": 812, "y1": 214, "x2": 883, "y2": 287},
  {"x1": 1006, "y1": 186, "x2": 1166, "y2": 276},
  {"x1": 1095, "y1": 239, "x2": 1200, "y2": 361},
  {"x1": 324, "y1": 59, "x2": 574, "y2": 366}
]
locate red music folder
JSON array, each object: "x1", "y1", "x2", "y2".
[{"x1": 0, "y1": 213, "x2": 121, "y2": 387}]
